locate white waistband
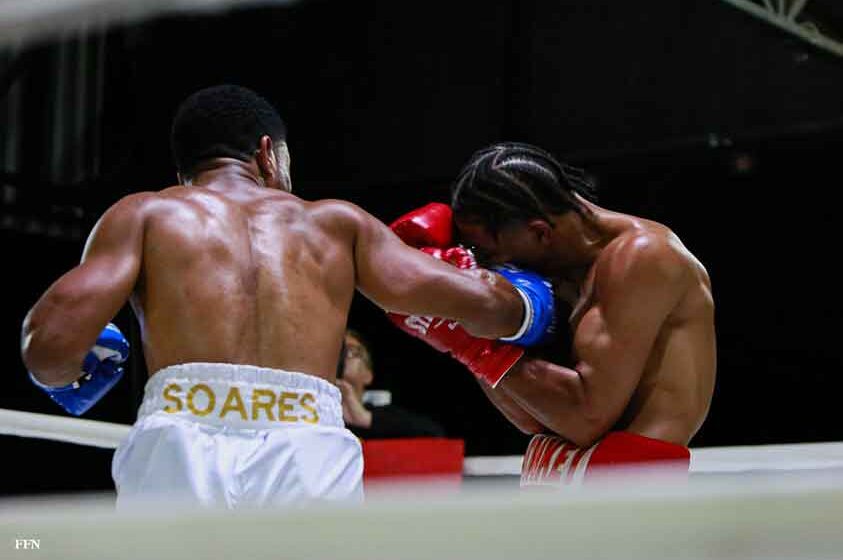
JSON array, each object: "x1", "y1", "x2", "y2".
[{"x1": 137, "y1": 363, "x2": 343, "y2": 430}]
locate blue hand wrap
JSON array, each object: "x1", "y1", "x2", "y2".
[
  {"x1": 494, "y1": 265, "x2": 556, "y2": 347},
  {"x1": 29, "y1": 323, "x2": 129, "y2": 416}
]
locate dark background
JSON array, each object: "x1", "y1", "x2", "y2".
[{"x1": 2, "y1": 0, "x2": 843, "y2": 495}]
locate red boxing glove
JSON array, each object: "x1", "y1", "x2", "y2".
[
  {"x1": 389, "y1": 203, "x2": 453, "y2": 248},
  {"x1": 387, "y1": 244, "x2": 523, "y2": 387},
  {"x1": 388, "y1": 312, "x2": 524, "y2": 387}
]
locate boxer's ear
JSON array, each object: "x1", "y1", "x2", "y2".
[
  {"x1": 274, "y1": 141, "x2": 293, "y2": 192},
  {"x1": 527, "y1": 219, "x2": 553, "y2": 246},
  {"x1": 256, "y1": 135, "x2": 280, "y2": 189}
]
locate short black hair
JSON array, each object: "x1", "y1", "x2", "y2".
[
  {"x1": 450, "y1": 142, "x2": 597, "y2": 234},
  {"x1": 170, "y1": 84, "x2": 287, "y2": 177}
]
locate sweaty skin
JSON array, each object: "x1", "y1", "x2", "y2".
[
  {"x1": 22, "y1": 155, "x2": 524, "y2": 387},
  {"x1": 458, "y1": 199, "x2": 715, "y2": 447}
]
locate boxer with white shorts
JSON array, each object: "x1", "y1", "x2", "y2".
[{"x1": 21, "y1": 87, "x2": 556, "y2": 507}]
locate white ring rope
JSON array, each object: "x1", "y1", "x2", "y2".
[
  {"x1": 3, "y1": 407, "x2": 843, "y2": 474},
  {"x1": 464, "y1": 440, "x2": 843, "y2": 475},
  {"x1": 0, "y1": 408, "x2": 129, "y2": 449}
]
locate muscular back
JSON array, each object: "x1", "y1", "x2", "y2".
[
  {"x1": 133, "y1": 186, "x2": 356, "y2": 379},
  {"x1": 620, "y1": 231, "x2": 716, "y2": 443}
]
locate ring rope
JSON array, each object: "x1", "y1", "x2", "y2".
[
  {"x1": 0, "y1": 408, "x2": 129, "y2": 449},
  {"x1": 3, "y1": 407, "x2": 843, "y2": 474}
]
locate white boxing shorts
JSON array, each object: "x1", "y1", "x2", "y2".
[{"x1": 112, "y1": 363, "x2": 363, "y2": 508}]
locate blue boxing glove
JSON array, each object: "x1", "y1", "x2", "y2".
[
  {"x1": 494, "y1": 265, "x2": 556, "y2": 347},
  {"x1": 29, "y1": 323, "x2": 129, "y2": 416}
]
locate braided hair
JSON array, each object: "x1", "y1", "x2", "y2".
[{"x1": 451, "y1": 142, "x2": 597, "y2": 234}]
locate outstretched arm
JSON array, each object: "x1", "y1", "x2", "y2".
[
  {"x1": 349, "y1": 204, "x2": 524, "y2": 339},
  {"x1": 21, "y1": 193, "x2": 149, "y2": 385}
]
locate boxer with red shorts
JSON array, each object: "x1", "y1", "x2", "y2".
[{"x1": 390, "y1": 142, "x2": 715, "y2": 484}]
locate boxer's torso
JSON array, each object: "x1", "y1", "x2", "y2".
[
  {"x1": 128, "y1": 182, "x2": 355, "y2": 381},
  {"x1": 564, "y1": 213, "x2": 715, "y2": 445}
]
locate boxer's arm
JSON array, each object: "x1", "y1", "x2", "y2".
[
  {"x1": 350, "y1": 205, "x2": 523, "y2": 339},
  {"x1": 476, "y1": 378, "x2": 547, "y2": 435},
  {"x1": 21, "y1": 193, "x2": 150, "y2": 385},
  {"x1": 497, "y1": 237, "x2": 690, "y2": 447}
]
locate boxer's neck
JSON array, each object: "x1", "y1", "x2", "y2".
[
  {"x1": 185, "y1": 158, "x2": 270, "y2": 190},
  {"x1": 547, "y1": 207, "x2": 610, "y2": 283},
  {"x1": 550, "y1": 200, "x2": 650, "y2": 285}
]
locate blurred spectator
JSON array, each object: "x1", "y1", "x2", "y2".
[{"x1": 337, "y1": 329, "x2": 445, "y2": 439}]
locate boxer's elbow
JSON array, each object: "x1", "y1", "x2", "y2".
[
  {"x1": 513, "y1": 417, "x2": 546, "y2": 435},
  {"x1": 564, "y1": 421, "x2": 609, "y2": 449},
  {"x1": 564, "y1": 392, "x2": 617, "y2": 448},
  {"x1": 541, "y1": 414, "x2": 606, "y2": 449},
  {"x1": 542, "y1": 372, "x2": 611, "y2": 447},
  {"x1": 21, "y1": 309, "x2": 84, "y2": 385},
  {"x1": 536, "y1": 416, "x2": 602, "y2": 448}
]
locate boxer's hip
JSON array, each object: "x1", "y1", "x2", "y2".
[
  {"x1": 113, "y1": 363, "x2": 362, "y2": 507},
  {"x1": 521, "y1": 432, "x2": 690, "y2": 487},
  {"x1": 136, "y1": 362, "x2": 344, "y2": 430}
]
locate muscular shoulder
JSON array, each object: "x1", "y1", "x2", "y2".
[
  {"x1": 596, "y1": 229, "x2": 692, "y2": 295},
  {"x1": 95, "y1": 191, "x2": 160, "y2": 228},
  {"x1": 82, "y1": 192, "x2": 160, "y2": 255},
  {"x1": 94, "y1": 187, "x2": 226, "y2": 237},
  {"x1": 309, "y1": 198, "x2": 379, "y2": 237},
  {"x1": 106, "y1": 187, "x2": 200, "y2": 217}
]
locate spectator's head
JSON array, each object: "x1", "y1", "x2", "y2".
[{"x1": 342, "y1": 330, "x2": 374, "y2": 397}]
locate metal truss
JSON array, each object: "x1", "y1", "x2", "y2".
[{"x1": 720, "y1": 0, "x2": 843, "y2": 57}]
